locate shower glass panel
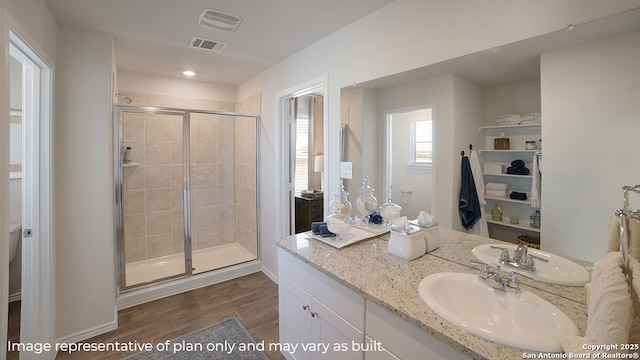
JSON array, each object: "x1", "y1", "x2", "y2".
[
  {"x1": 189, "y1": 113, "x2": 257, "y2": 274},
  {"x1": 115, "y1": 105, "x2": 259, "y2": 292},
  {"x1": 118, "y1": 108, "x2": 189, "y2": 288}
]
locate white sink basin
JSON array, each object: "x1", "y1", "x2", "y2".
[
  {"x1": 472, "y1": 244, "x2": 589, "y2": 286},
  {"x1": 418, "y1": 272, "x2": 580, "y2": 352}
]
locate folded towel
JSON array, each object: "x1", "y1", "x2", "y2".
[
  {"x1": 520, "y1": 113, "x2": 541, "y2": 124},
  {"x1": 506, "y1": 166, "x2": 530, "y2": 175},
  {"x1": 511, "y1": 159, "x2": 525, "y2": 168},
  {"x1": 562, "y1": 252, "x2": 633, "y2": 353},
  {"x1": 485, "y1": 182, "x2": 509, "y2": 191},
  {"x1": 607, "y1": 215, "x2": 640, "y2": 263},
  {"x1": 318, "y1": 224, "x2": 336, "y2": 237},
  {"x1": 485, "y1": 189, "x2": 507, "y2": 198},
  {"x1": 311, "y1": 221, "x2": 325, "y2": 234},
  {"x1": 509, "y1": 191, "x2": 528, "y2": 201},
  {"x1": 496, "y1": 114, "x2": 522, "y2": 125}
]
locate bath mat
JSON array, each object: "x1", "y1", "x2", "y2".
[{"x1": 124, "y1": 316, "x2": 270, "y2": 359}]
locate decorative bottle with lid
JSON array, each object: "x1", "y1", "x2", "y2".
[
  {"x1": 327, "y1": 178, "x2": 352, "y2": 217},
  {"x1": 491, "y1": 203, "x2": 503, "y2": 221},
  {"x1": 379, "y1": 198, "x2": 401, "y2": 226},
  {"x1": 356, "y1": 176, "x2": 378, "y2": 222}
]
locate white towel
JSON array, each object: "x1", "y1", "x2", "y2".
[
  {"x1": 485, "y1": 182, "x2": 509, "y2": 191},
  {"x1": 468, "y1": 150, "x2": 489, "y2": 237},
  {"x1": 531, "y1": 153, "x2": 541, "y2": 208},
  {"x1": 496, "y1": 114, "x2": 522, "y2": 125},
  {"x1": 607, "y1": 215, "x2": 640, "y2": 263},
  {"x1": 562, "y1": 252, "x2": 633, "y2": 354},
  {"x1": 485, "y1": 189, "x2": 507, "y2": 198}
]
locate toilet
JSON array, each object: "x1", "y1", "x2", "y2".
[{"x1": 9, "y1": 223, "x2": 21, "y2": 263}]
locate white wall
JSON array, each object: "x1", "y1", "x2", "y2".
[
  {"x1": 237, "y1": 1, "x2": 640, "y2": 275},
  {"x1": 378, "y1": 74, "x2": 455, "y2": 228},
  {"x1": 541, "y1": 30, "x2": 640, "y2": 262},
  {"x1": 118, "y1": 71, "x2": 237, "y2": 103},
  {"x1": 54, "y1": 24, "x2": 117, "y2": 340},
  {"x1": 484, "y1": 80, "x2": 541, "y2": 125}
]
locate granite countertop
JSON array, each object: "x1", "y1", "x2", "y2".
[{"x1": 276, "y1": 227, "x2": 589, "y2": 360}]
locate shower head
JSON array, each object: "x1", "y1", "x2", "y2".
[{"x1": 116, "y1": 93, "x2": 133, "y2": 104}]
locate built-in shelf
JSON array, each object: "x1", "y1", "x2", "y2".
[
  {"x1": 123, "y1": 162, "x2": 139, "y2": 168},
  {"x1": 487, "y1": 217, "x2": 540, "y2": 232},
  {"x1": 478, "y1": 124, "x2": 541, "y2": 131},
  {"x1": 479, "y1": 149, "x2": 538, "y2": 154},
  {"x1": 485, "y1": 195, "x2": 532, "y2": 205},
  {"x1": 483, "y1": 173, "x2": 533, "y2": 179}
]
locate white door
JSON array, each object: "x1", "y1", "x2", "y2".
[{"x1": 7, "y1": 29, "x2": 54, "y2": 359}]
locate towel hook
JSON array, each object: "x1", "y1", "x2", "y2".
[{"x1": 460, "y1": 150, "x2": 465, "y2": 157}]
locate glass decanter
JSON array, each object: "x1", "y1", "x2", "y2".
[
  {"x1": 379, "y1": 198, "x2": 401, "y2": 226},
  {"x1": 355, "y1": 176, "x2": 378, "y2": 223},
  {"x1": 327, "y1": 178, "x2": 352, "y2": 217},
  {"x1": 326, "y1": 208, "x2": 352, "y2": 241}
]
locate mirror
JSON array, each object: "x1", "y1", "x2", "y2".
[{"x1": 340, "y1": 8, "x2": 640, "y2": 255}]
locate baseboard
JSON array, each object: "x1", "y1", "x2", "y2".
[
  {"x1": 55, "y1": 306, "x2": 118, "y2": 344},
  {"x1": 116, "y1": 260, "x2": 262, "y2": 310},
  {"x1": 262, "y1": 265, "x2": 278, "y2": 284}
]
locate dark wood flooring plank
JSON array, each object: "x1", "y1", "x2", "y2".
[{"x1": 7, "y1": 272, "x2": 282, "y2": 360}]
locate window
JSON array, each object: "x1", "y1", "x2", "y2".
[
  {"x1": 410, "y1": 118, "x2": 433, "y2": 165},
  {"x1": 294, "y1": 116, "x2": 309, "y2": 196}
]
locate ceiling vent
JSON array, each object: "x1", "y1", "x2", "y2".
[
  {"x1": 198, "y1": 9, "x2": 242, "y2": 32},
  {"x1": 189, "y1": 37, "x2": 228, "y2": 52}
]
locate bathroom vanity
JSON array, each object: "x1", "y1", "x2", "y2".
[{"x1": 277, "y1": 228, "x2": 589, "y2": 360}]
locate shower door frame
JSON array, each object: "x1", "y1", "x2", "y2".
[{"x1": 113, "y1": 104, "x2": 260, "y2": 293}]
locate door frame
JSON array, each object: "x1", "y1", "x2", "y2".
[
  {"x1": 384, "y1": 105, "x2": 435, "y2": 216},
  {"x1": 1, "y1": 10, "x2": 55, "y2": 359},
  {"x1": 276, "y1": 77, "x2": 327, "y2": 238}
]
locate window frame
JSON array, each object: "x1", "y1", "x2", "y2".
[{"x1": 408, "y1": 118, "x2": 433, "y2": 168}]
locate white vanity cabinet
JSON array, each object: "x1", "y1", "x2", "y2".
[
  {"x1": 364, "y1": 301, "x2": 470, "y2": 360},
  {"x1": 479, "y1": 124, "x2": 541, "y2": 236},
  {"x1": 278, "y1": 248, "x2": 470, "y2": 360},
  {"x1": 278, "y1": 249, "x2": 365, "y2": 360}
]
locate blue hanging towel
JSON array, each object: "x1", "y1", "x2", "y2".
[{"x1": 459, "y1": 155, "x2": 481, "y2": 230}]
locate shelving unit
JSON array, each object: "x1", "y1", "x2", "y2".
[{"x1": 479, "y1": 124, "x2": 541, "y2": 239}]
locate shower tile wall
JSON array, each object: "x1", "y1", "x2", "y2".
[
  {"x1": 236, "y1": 94, "x2": 260, "y2": 256},
  {"x1": 120, "y1": 91, "x2": 255, "y2": 264}
]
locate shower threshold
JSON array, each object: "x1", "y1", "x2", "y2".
[{"x1": 125, "y1": 243, "x2": 256, "y2": 287}]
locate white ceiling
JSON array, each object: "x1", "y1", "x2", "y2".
[
  {"x1": 358, "y1": 7, "x2": 640, "y2": 89},
  {"x1": 45, "y1": 0, "x2": 393, "y2": 85}
]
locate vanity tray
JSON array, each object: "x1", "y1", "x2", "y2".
[{"x1": 307, "y1": 225, "x2": 388, "y2": 249}]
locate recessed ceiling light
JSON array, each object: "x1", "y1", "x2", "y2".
[{"x1": 183, "y1": 70, "x2": 196, "y2": 77}]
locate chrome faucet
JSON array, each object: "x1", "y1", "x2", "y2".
[
  {"x1": 492, "y1": 245, "x2": 542, "y2": 272},
  {"x1": 471, "y1": 260, "x2": 532, "y2": 293}
]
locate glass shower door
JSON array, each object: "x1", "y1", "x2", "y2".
[
  {"x1": 117, "y1": 108, "x2": 190, "y2": 288},
  {"x1": 190, "y1": 112, "x2": 258, "y2": 274}
]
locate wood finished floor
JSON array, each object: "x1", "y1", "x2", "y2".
[{"x1": 7, "y1": 272, "x2": 283, "y2": 360}]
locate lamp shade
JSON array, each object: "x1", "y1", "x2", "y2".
[{"x1": 314, "y1": 155, "x2": 324, "y2": 172}]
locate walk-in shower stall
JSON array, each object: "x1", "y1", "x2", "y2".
[{"x1": 114, "y1": 105, "x2": 259, "y2": 292}]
